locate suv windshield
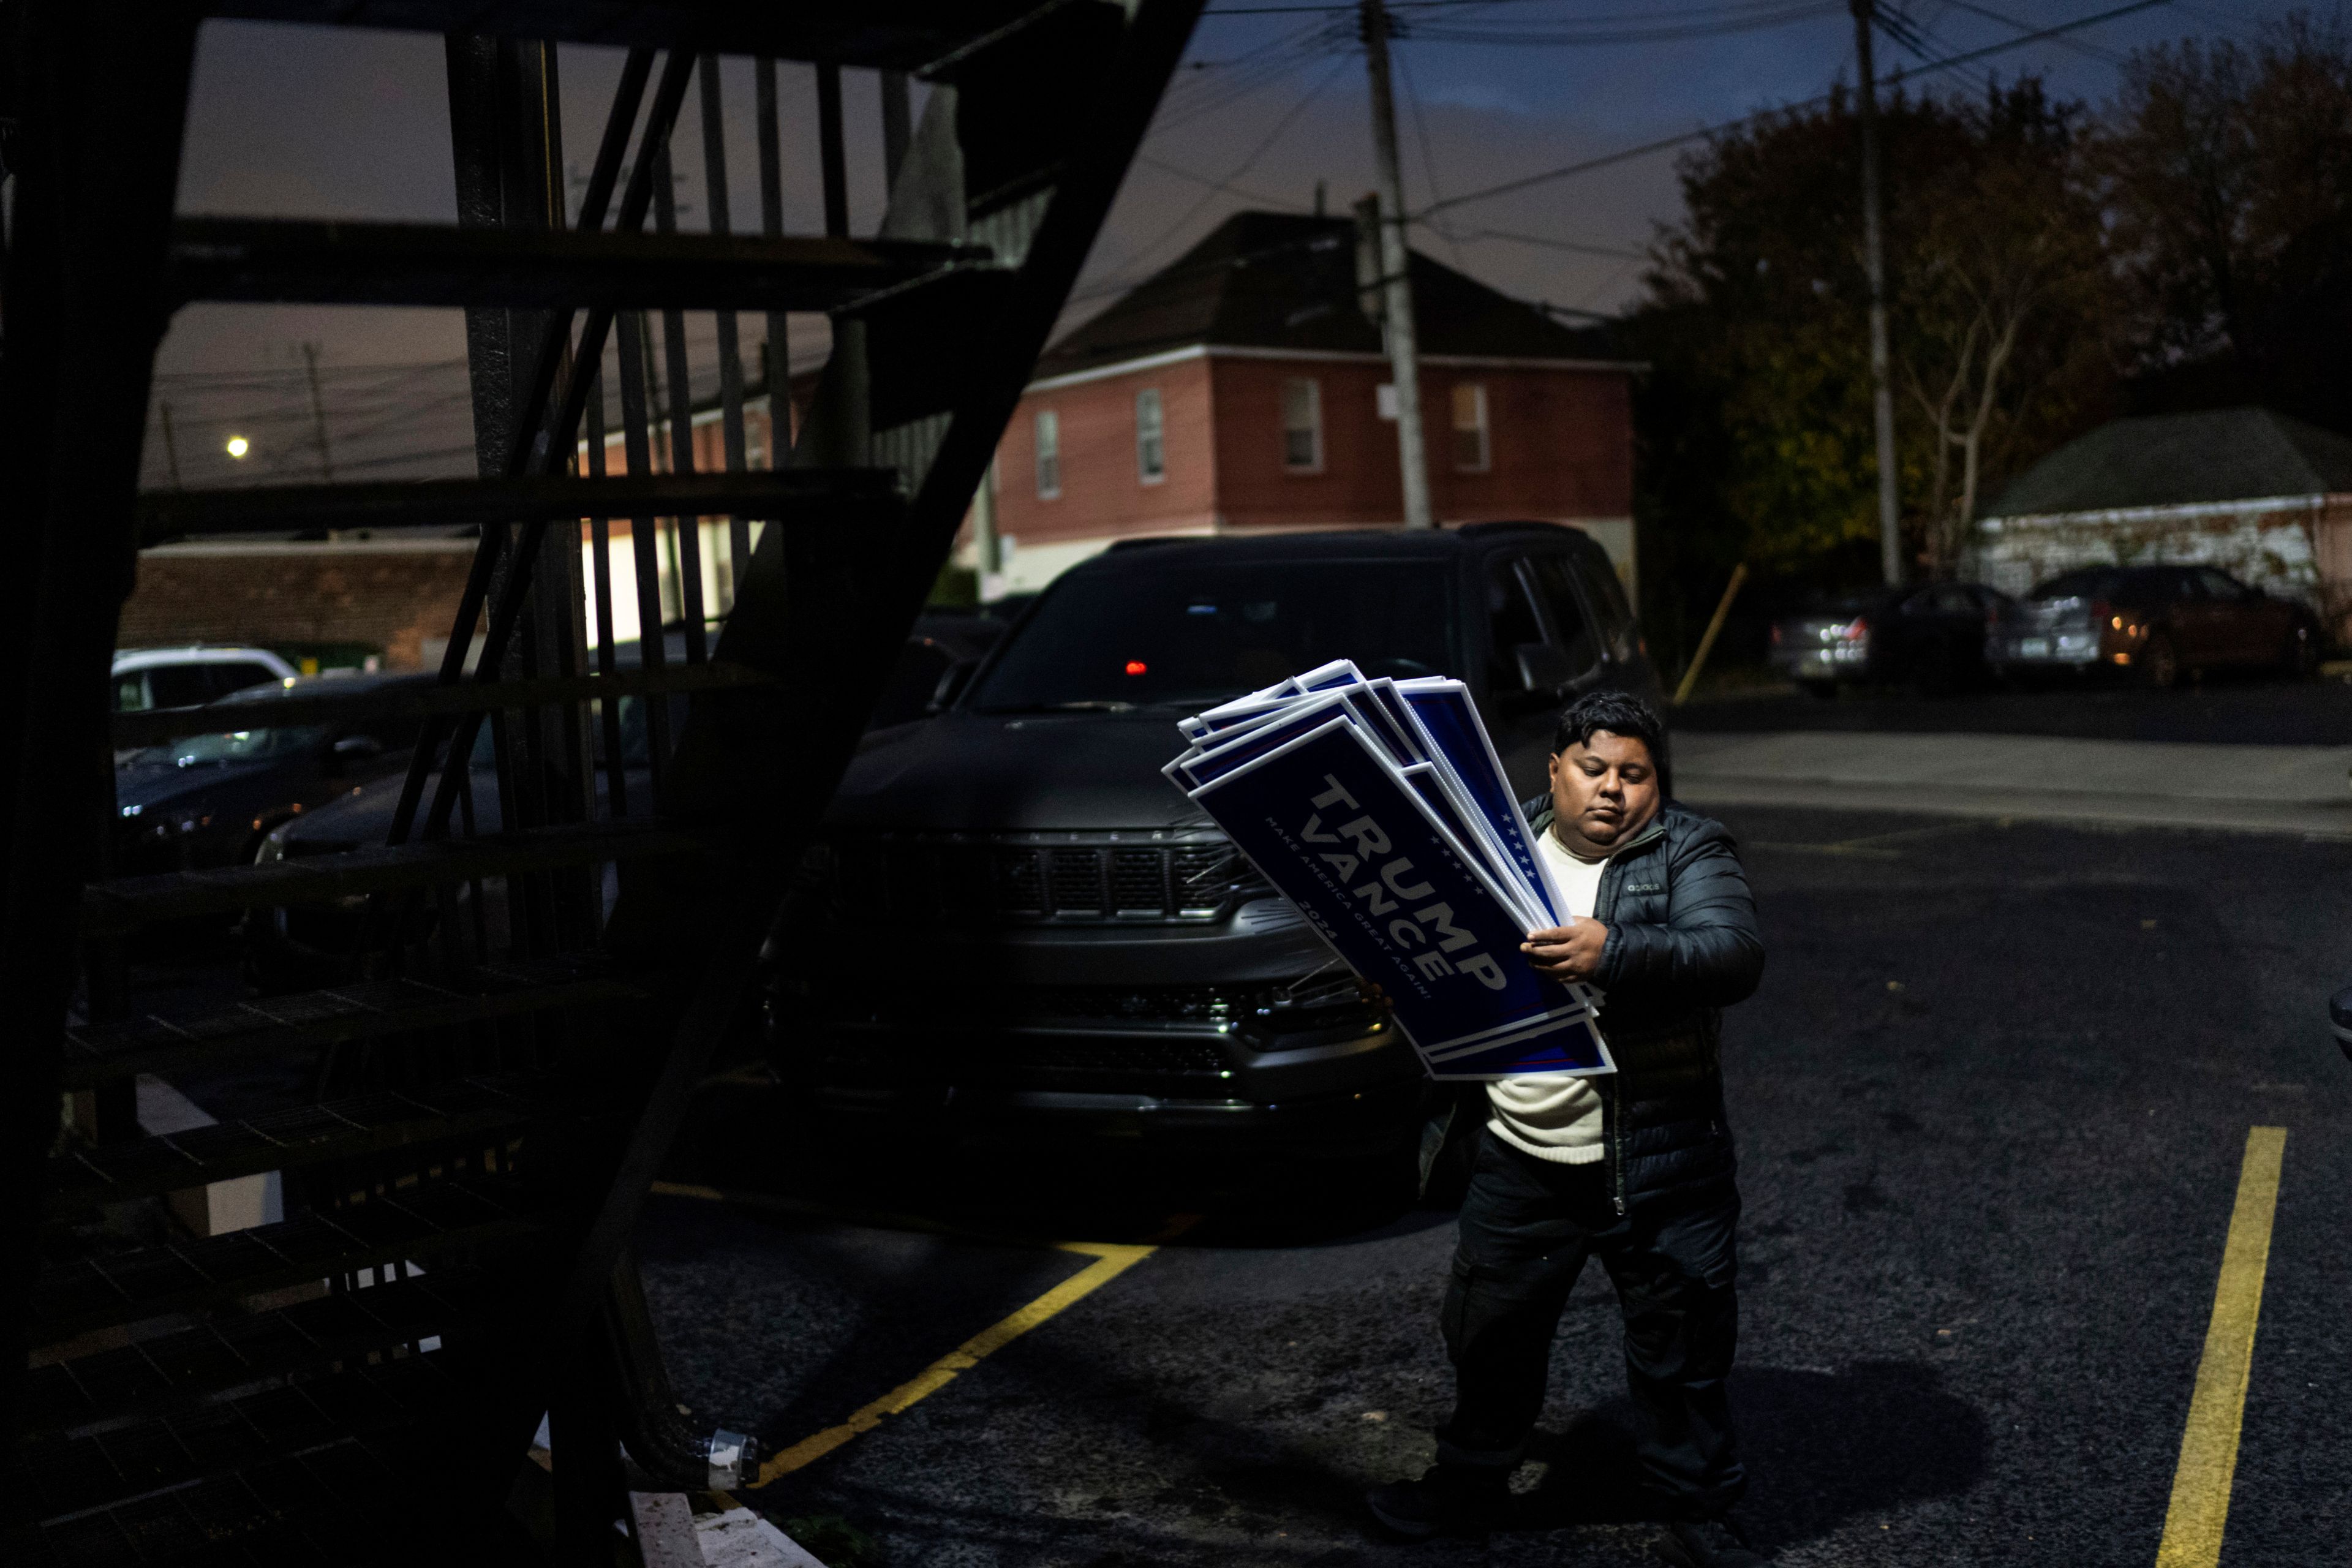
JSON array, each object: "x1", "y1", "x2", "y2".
[{"x1": 968, "y1": 560, "x2": 1458, "y2": 711}]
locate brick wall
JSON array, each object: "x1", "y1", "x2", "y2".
[
  {"x1": 1205, "y1": 355, "x2": 1634, "y2": 529},
  {"x1": 118, "y1": 542, "x2": 477, "y2": 670},
  {"x1": 991, "y1": 355, "x2": 1219, "y2": 547},
  {"x1": 981, "y1": 349, "x2": 1634, "y2": 549}
]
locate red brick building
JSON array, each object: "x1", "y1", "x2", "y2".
[{"x1": 962, "y1": 211, "x2": 1640, "y2": 596}]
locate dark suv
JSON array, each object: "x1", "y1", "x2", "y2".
[{"x1": 768, "y1": 522, "x2": 1663, "y2": 1159}]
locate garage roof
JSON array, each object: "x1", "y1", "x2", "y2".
[
  {"x1": 1985, "y1": 406, "x2": 2352, "y2": 517},
  {"x1": 1037, "y1": 211, "x2": 1626, "y2": 377}
]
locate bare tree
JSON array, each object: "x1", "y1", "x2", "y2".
[{"x1": 1899, "y1": 92, "x2": 2106, "y2": 576}]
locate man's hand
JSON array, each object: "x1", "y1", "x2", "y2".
[{"x1": 1522, "y1": 920, "x2": 1608, "y2": 982}]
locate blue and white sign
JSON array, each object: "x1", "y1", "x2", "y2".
[{"x1": 1168, "y1": 673, "x2": 1611, "y2": 1081}]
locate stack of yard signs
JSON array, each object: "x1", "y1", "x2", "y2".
[{"x1": 1164, "y1": 660, "x2": 1614, "y2": 1080}]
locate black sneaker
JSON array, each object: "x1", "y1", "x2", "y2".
[
  {"x1": 1653, "y1": 1514, "x2": 1769, "y2": 1567},
  {"x1": 1365, "y1": 1464, "x2": 1510, "y2": 1539}
]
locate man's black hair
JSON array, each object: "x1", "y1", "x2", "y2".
[{"x1": 1551, "y1": 689, "x2": 1665, "y2": 758}]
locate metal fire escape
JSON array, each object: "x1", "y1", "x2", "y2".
[{"x1": 0, "y1": 2, "x2": 1201, "y2": 1559}]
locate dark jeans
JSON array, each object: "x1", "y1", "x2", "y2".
[{"x1": 1438, "y1": 1129, "x2": 1745, "y2": 1514}]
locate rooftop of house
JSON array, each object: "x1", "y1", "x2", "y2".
[
  {"x1": 1036, "y1": 210, "x2": 1627, "y2": 378},
  {"x1": 1985, "y1": 406, "x2": 2352, "y2": 517}
]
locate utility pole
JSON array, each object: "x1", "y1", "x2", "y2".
[
  {"x1": 1359, "y1": 0, "x2": 1433, "y2": 530},
  {"x1": 1851, "y1": 0, "x2": 1902, "y2": 586},
  {"x1": 300, "y1": 340, "x2": 334, "y2": 480}
]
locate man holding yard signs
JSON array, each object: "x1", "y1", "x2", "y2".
[{"x1": 1368, "y1": 692, "x2": 1769, "y2": 1567}]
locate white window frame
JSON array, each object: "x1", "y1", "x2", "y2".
[
  {"x1": 1034, "y1": 409, "x2": 1061, "y2": 500},
  {"x1": 1281, "y1": 377, "x2": 1323, "y2": 473},
  {"x1": 1452, "y1": 382, "x2": 1491, "y2": 473},
  {"x1": 1135, "y1": 387, "x2": 1166, "y2": 485}
]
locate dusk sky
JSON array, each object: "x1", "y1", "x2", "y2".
[{"x1": 150, "y1": 1, "x2": 2310, "y2": 488}]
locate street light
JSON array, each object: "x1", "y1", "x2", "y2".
[{"x1": 225, "y1": 435, "x2": 251, "y2": 459}]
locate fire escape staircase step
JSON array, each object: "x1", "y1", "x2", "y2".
[
  {"x1": 29, "y1": 1176, "x2": 547, "y2": 1346},
  {"x1": 14, "y1": 1351, "x2": 460, "y2": 1532},
  {"x1": 80, "y1": 820, "x2": 703, "y2": 937},
  {"x1": 170, "y1": 216, "x2": 995, "y2": 311},
  {"x1": 22, "y1": 1273, "x2": 481, "y2": 1443},
  {"x1": 48, "y1": 1073, "x2": 576, "y2": 1215},
  {"x1": 109, "y1": 655, "x2": 804, "y2": 752},
  {"x1": 135, "y1": 466, "x2": 907, "y2": 546},
  {"x1": 59, "y1": 957, "x2": 640, "y2": 1090},
  {"x1": 10, "y1": 1438, "x2": 433, "y2": 1568},
  {"x1": 203, "y1": 0, "x2": 1048, "y2": 67}
]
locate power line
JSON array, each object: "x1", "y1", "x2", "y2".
[
  {"x1": 1203, "y1": 0, "x2": 1822, "y2": 15},
  {"x1": 1875, "y1": 4, "x2": 2005, "y2": 96},
  {"x1": 1409, "y1": 3, "x2": 1847, "y2": 48},
  {"x1": 1932, "y1": 0, "x2": 2127, "y2": 66},
  {"x1": 1155, "y1": 17, "x2": 1340, "y2": 130},
  {"x1": 1082, "y1": 54, "x2": 1354, "y2": 301},
  {"x1": 1432, "y1": 226, "x2": 1647, "y2": 259},
  {"x1": 1134, "y1": 153, "x2": 1310, "y2": 211},
  {"x1": 1418, "y1": 0, "x2": 2174, "y2": 216},
  {"x1": 1390, "y1": 39, "x2": 1468, "y2": 267}
]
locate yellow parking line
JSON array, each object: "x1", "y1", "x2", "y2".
[
  {"x1": 646, "y1": 1183, "x2": 1191, "y2": 1487},
  {"x1": 750, "y1": 1240, "x2": 1159, "y2": 1485},
  {"x1": 2155, "y1": 1126, "x2": 2288, "y2": 1568}
]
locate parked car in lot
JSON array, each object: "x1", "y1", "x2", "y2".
[
  {"x1": 113, "y1": 671, "x2": 424, "y2": 880},
  {"x1": 111, "y1": 644, "x2": 296, "y2": 713},
  {"x1": 1989, "y1": 565, "x2": 2323, "y2": 687},
  {"x1": 1768, "y1": 581, "x2": 2011, "y2": 696},
  {"x1": 245, "y1": 693, "x2": 622, "y2": 990},
  {"x1": 766, "y1": 522, "x2": 1663, "y2": 1165},
  {"x1": 247, "y1": 623, "x2": 960, "y2": 988}
]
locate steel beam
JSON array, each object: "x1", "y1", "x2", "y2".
[
  {"x1": 209, "y1": 0, "x2": 1055, "y2": 68},
  {"x1": 136, "y1": 467, "x2": 902, "y2": 541},
  {"x1": 0, "y1": 0, "x2": 203, "y2": 1453},
  {"x1": 109, "y1": 658, "x2": 783, "y2": 750},
  {"x1": 170, "y1": 217, "x2": 988, "y2": 310},
  {"x1": 554, "y1": 0, "x2": 1211, "y2": 1414}
]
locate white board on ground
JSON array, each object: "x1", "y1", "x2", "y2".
[
  {"x1": 627, "y1": 1492, "x2": 703, "y2": 1568},
  {"x1": 696, "y1": 1505, "x2": 828, "y2": 1568}
]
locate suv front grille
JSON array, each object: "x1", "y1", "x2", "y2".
[
  {"x1": 1048, "y1": 849, "x2": 1103, "y2": 914},
  {"x1": 1110, "y1": 850, "x2": 1166, "y2": 914},
  {"x1": 824, "y1": 834, "x2": 1270, "y2": 925}
]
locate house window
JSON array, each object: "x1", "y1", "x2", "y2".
[
  {"x1": 1136, "y1": 388, "x2": 1166, "y2": 484},
  {"x1": 1452, "y1": 382, "x2": 1490, "y2": 472},
  {"x1": 1281, "y1": 378, "x2": 1322, "y2": 472},
  {"x1": 1035, "y1": 409, "x2": 1061, "y2": 499}
]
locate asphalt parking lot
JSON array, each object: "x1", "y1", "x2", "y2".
[{"x1": 641, "y1": 801, "x2": 2352, "y2": 1567}]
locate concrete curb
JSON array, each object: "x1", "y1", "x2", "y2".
[
  {"x1": 1675, "y1": 729, "x2": 2352, "y2": 839},
  {"x1": 1676, "y1": 774, "x2": 2352, "y2": 839}
]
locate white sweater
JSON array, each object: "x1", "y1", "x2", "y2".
[{"x1": 1484, "y1": 827, "x2": 1611, "y2": 1163}]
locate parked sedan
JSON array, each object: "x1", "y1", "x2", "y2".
[
  {"x1": 1989, "y1": 565, "x2": 2323, "y2": 687},
  {"x1": 113, "y1": 671, "x2": 425, "y2": 879},
  {"x1": 243, "y1": 620, "x2": 967, "y2": 988},
  {"x1": 1768, "y1": 581, "x2": 2010, "y2": 696}
]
